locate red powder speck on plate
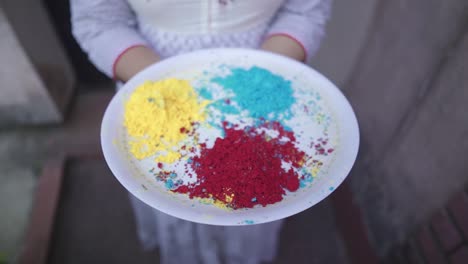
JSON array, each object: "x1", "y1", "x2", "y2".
[{"x1": 174, "y1": 122, "x2": 306, "y2": 209}]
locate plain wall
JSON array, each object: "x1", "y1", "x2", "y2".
[
  {"x1": 344, "y1": 0, "x2": 468, "y2": 256},
  {"x1": 311, "y1": 0, "x2": 379, "y2": 88}
]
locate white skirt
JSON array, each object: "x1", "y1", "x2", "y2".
[{"x1": 129, "y1": 195, "x2": 283, "y2": 264}]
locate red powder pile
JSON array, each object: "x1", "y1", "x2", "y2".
[{"x1": 174, "y1": 122, "x2": 306, "y2": 209}]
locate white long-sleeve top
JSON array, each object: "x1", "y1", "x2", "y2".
[{"x1": 70, "y1": 0, "x2": 331, "y2": 78}]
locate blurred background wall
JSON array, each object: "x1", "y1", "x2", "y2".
[
  {"x1": 312, "y1": 0, "x2": 378, "y2": 88},
  {"x1": 343, "y1": 0, "x2": 468, "y2": 257},
  {"x1": 1, "y1": 0, "x2": 468, "y2": 262},
  {"x1": 0, "y1": 1, "x2": 74, "y2": 126}
]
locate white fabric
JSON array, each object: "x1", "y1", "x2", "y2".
[
  {"x1": 138, "y1": 21, "x2": 270, "y2": 60},
  {"x1": 70, "y1": 1, "x2": 331, "y2": 263},
  {"x1": 127, "y1": 0, "x2": 284, "y2": 34},
  {"x1": 71, "y1": 0, "x2": 150, "y2": 77},
  {"x1": 71, "y1": 0, "x2": 331, "y2": 77},
  {"x1": 129, "y1": 195, "x2": 282, "y2": 264}
]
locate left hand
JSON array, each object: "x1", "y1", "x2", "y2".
[{"x1": 261, "y1": 35, "x2": 306, "y2": 62}]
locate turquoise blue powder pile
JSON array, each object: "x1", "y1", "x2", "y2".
[{"x1": 210, "y1": 66, "x2": 295, "y2": 121}]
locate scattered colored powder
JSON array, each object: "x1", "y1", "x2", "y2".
[
  {"x1": 124, "y1": 66, "x2": 334, "y2": 210},
  {"x1": 174, "y1": 122, "x2": 306, "y2": 209},
  {"x1": 124, "y1": 79, "x2": 207, "y2": 163},
  {"x1": 165, "y1": 179, "x2": 174, "y2": 189},
  {"x1": 299, "y1": 171, "x2": 314, "y2": 188},
  {"x1": 209, "y1": 100, "x2": 239, "y2": 115},
  {"x1": 198, "y1": 86, "x2": 213, "y2": 100},
  {"x1": 202, "y1": 196, "x2": 233, "y2": 210},
  {"x1": 212, "y1": 66, "x2": 295, "y2": 121}
]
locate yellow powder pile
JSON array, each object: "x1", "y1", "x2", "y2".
[{"x1": 124, "y1": 78, "x2": 207, "y2": 163}]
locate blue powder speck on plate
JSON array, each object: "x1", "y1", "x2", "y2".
[
  {"x1": 165, "y1": 179, "x2": 174, "y2": 189},
  {"x1": 299, "y1": 171, "x2": 314, "y2": 188}
]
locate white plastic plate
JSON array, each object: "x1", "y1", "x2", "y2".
[{"x1": 101, "y1": 48, "x2": 359, "y2": 226}]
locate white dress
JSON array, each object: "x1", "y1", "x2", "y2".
[{"x1": 70, "y1": 1, "x2": 331, "y2": 263}]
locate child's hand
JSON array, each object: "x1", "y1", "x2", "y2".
[
  {"x1": 114, "y1": 46, "x2": 160, "y2": 82},
  {"x1": 261, "y1": 35, "x2": 306, "y2": 63}
]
